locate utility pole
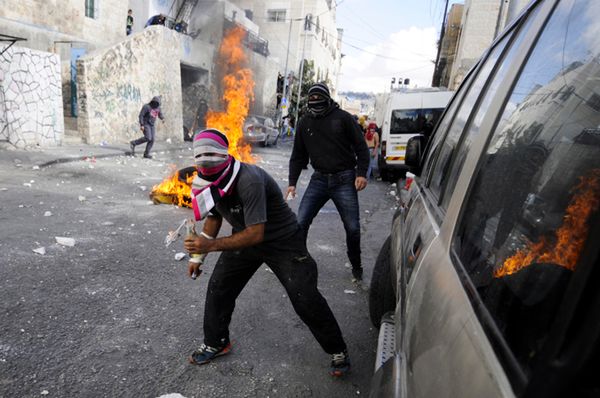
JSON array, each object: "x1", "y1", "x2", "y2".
[
  {"x1": 277, "y1": 18, "x2": 294, "y2": 129},
  {"x1": 294, "y1": 14, "x2": 309, "y2": 126},
  {"x1": 432, "y1": 0, "x2": 450, "y2": 87}
]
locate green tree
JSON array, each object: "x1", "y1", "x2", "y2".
[{"x1": 290, "y1": 59, "x2": 316, "y2": 121}]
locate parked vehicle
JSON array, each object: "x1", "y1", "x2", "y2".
[
  {"x1": 378, "y1": 89, "x2": 453, "y2": 181},
  {"x1": 369, "y1": 1, "x2": 600, "y2": 397},
  {"x1": 243, "y1": 115, "x2": 279, "y2": 147}
]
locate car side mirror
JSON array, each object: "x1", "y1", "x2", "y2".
[{"x1": 405, "y1": 135, "x2": 427, "y2": 174}]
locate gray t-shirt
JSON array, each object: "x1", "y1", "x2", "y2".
[{"x1": 212, "y1": 163, "x2": 299, "y2": 243}]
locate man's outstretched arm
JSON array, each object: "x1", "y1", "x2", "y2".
[{"x1": 184, "y1": 223, "x2": 265, "y2": 254}]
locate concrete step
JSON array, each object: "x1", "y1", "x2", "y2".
[{"x1": 62, "y1": 134, "x2": 84, "y2": 145}]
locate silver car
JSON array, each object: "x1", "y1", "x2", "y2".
[
  {"x1": 243, "y1": 115, "x2": 279, "y2": 147},
  {"x1": 369, "y1": 0, "x2": 600, "y2": 396}
]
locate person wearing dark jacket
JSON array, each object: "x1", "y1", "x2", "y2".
[
  {"x1": 130, "y1": 96, "x2": 164, "y2": 159},
  {"x1": 286, "y1": 83, "x2": 370, "y2": 282}
]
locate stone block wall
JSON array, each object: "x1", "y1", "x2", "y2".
[
  {"x1": 76, "y1": 26, "x2": 183, "y2": 144},
  {"x1": 0, "y1": 46, "x2": 64, "y2": 148}
]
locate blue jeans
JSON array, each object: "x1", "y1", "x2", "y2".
[
  {"x1": 297, "y1": 170, "x2": 361, "y2": 269},
  {"x1": 366, "y1": 151, "x2": 378, "y2": 179}
]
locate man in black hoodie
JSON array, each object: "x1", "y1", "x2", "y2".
[
  {"x1": 130, "y1": 96, "x2": 164, "y2": 159},
  {"x1": 286, "y1": 83, "x2": 370, "y2": 282}
]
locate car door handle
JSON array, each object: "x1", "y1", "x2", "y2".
[{"x1": 408, "y1": 234, "x2": 423, "y2": 265}]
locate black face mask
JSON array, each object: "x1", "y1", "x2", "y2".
[
  {"x1": 150, "y1": 101, "x2": 159, "y2": 109},
  {"x1": 308, "y1": 97, "x2": 330, "y2": 115}
]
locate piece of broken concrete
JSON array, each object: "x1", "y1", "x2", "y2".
[
  {"x1": 55, "y1": 237, "x2": 76, "y2": 247},
  {"x1": 174, "y1": 252, "x2": 186, "y2": 261},
  {"x1": 33, "y1": 247, "x2": 46, "y2": 255}
]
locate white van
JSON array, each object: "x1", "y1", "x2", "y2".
[{"x1": 378, "y1": 89, "x2": 454, "y2": 180}]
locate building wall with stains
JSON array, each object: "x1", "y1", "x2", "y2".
[
  {"x1": 76, "y1": 26, "x2": 183, "y2": 145},
  {"x1": 0, "y1": 46, "x2": 64, "y2": 148}
]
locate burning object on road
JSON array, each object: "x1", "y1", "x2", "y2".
[{"x1": 150, "y1": 166, "x2": 196, "y2": 208}]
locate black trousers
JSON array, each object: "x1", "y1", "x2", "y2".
[
  {"x1": 132, "y1": 123, "x2": 155, "y2": 156},
  {"x1": 203, "y1": 230, "x2": 347, "y2": 354}
]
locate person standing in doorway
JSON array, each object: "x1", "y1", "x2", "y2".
[
  {"x1": 286, "y1": 83, "x2": 370, "y2": 282},
  {"x1": 131, "y1": 96, "x2": 164, "y2": 159},
  {"x1": 126, "y1": 9, "x2": 134, "y2": 35}
]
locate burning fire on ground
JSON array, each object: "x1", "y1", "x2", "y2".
[
  {"x1": 206, "y1": 26, "x2": 255, "y2": 163},
  {"x1": 150, "y1": 165, "x2": 196, "y2": 208},
  {"x1": 494, "y1": 169, "x2": 600, "y2": 277},
  {"x1": 150, "y1": 26, "x2": 255, "y2": 206}
]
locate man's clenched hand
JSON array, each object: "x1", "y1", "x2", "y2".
[{"x1": 355, "y1": 176, "x2": 367, "y2": 191}]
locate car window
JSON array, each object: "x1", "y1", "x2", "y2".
[
  {"x1": 439, "y1": 6, "x2": 539, "y2": 210},
  {"x1": 454, "y1": 0, "x2": 600, "y2": 381},
  {"x1": 390, "y1": 108, "x2": 444, "y2": 137},
  {"x1": 427, "y1": 33, "x2": 512, "y2": 205}
]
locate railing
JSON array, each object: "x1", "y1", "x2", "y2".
[{"x1": 223, "y1": 17, "x2": 269, "y2": 57}]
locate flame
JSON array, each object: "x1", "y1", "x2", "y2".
[
  {"x1": 150, "y1": 165, "x2": 196, "y2": 208},
  {"x1": 494, "y1": 169, "x2": 600, "y2": 277},
  {"x1": 206, "y1": 26, "x2": 255, "y2": 163}
]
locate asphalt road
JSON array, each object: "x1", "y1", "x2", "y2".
[{"x1": 0, "y1": 141, "x2": 399, "y2": 398}]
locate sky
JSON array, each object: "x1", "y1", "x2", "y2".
[{"x1": 335, "y1": 0, "x2": 459, "y2": 93}]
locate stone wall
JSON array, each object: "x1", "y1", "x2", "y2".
[
  {"x1": 0, "y1": 46, "x2": 64, "y2": 148},
  {"x1": 76, "y1": 26, "x2": 183, "y2": 144},
  {"x1": 0, "y1": 0, "x2": 127, "y2": 51}
]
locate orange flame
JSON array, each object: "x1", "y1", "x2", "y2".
[
  {"x1": 206, "y1": 26, "x2": 255, "y2": 163},
  {"x1": 494, "y1": 169, "x2": 600, "y2": 277},
  {"x1": 150, "y1": 165, "x2": 196, "y2": 208}
]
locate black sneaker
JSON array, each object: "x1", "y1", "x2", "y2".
[
  {"x1": 143, "y1": 154, "x2": 153, "y2": 159},
  {"x1": 351, "y1": 266, "x2": 363, "y2": 282},
  {"x1": 129, "y1": 141, "x2": 135, "y2": 155},
  {"x1": 330, "y1": 350, "x2": 350, "y2": 377},
  {"x1": 188, "y1": 342, "x2": 232, "y2": 365}
]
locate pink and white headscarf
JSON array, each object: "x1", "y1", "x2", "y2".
[{"x1": 191, "y1": 129, "x2": 240, "y2": 221}]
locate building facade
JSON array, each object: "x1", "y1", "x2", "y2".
[
  {"x1": 435, "y1": 3, "x2": 464, "y2": 89},
  {"x1": 440, "y1": 0, "x2": 531, "y2": 90},
  {"x1": 229, "y1": 0, "x2": 343, "y2": 97}
]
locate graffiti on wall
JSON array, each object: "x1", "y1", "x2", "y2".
[{"x1": 77, "y1": 26, "x2": 183, "y2": 144}]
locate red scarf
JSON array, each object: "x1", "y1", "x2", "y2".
[{"x1": 365, "y1": 123, "x2": 377, "y2": 141}]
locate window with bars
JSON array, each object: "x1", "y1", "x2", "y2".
[{"x1": 267, "y1": 9, "x2": 286, "y2": 22}]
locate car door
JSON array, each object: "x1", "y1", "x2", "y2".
[{"x1": 400, "y1": 1, "x2": 558, "y2": 397}]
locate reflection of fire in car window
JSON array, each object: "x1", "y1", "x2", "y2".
[{"x1": 454, "y1": 0, "x2": 600, "y2": 377}]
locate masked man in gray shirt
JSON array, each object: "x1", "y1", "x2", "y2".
[{"x1": 183, "y1": 129, "x2": 350, "y2": 377}]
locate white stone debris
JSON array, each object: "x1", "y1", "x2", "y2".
[
  {"x1": 43, "y1": 211, "x2": 52, "y2": 217},
  {"x1": 165, "y1": 138, "x2": 172, "y2": 144},
  {"x1": 78, "y1": 196, "x2": 86, "y2": 202},
  {"x1": 0, "y1": 188, "x2": 7, "y2": 191},
  {"x1": 344, "y1": 262, "x2": 351, "y2": 268},
  {"x1": 33, "y1": 247, "x2": 46, "y2": 255},
  {"x1": 139, "y1": 186, "x2": 147, "y2": 191},
  {"x1": 391, "y1": 183, "x2": 397, "y2": 187},
  {"x1": 23, "y1": 183, "x2": 32, "y2": 187},
  {"x1": 40, "y1": 390, "x2": 49, "y2": 396},
  {"x1": 264, "y1": 268, "x2": 274, "y2": 273},
  {"x1": 156, "y1": 394, "x2": 187, "y2": 398},
  {"x1": 85, "y1": 187, "x2": 92, "y2": 191},
  {"x1": 344, "y1": 289, "x2": 357, "y2": 294},
  {"x1": 365, "y1": 210, "x2": 370, "y2": 213},
  {"x1": 32, "y1": 165, "x2": 40, "y2": 170},
  {"x1": 174, "y1": 253, "x2": 186, "y2": 261},
  {"x1": 55, "y1": 237, "x2": 75, "y2": 247},
  {"x1": 389, "y1": 190, "x2": 397, "y2": 196},
  {"x1": 101, "y1": 221, "x2": 114, "y2": 226}
]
